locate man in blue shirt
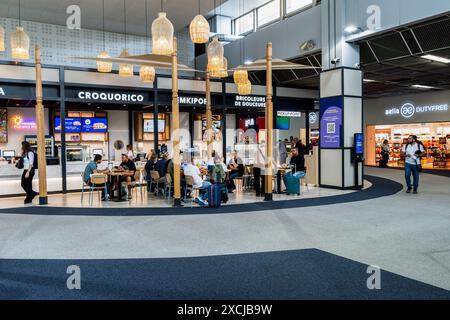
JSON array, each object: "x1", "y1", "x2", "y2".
[{"x1": 83, "y1": 154, "x2": 110, "y2": 200}]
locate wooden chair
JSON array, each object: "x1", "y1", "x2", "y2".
[
  {"x1": 184, "y1": 175, "x2": 200, "y2": 207},
  {"x1": 149, "y1": 170, "x2": 161, "y2": 196},
  {"x1": 131, "y1": 169, "x2": 146, "y2": 198},
  {"x1": 163, "y1": 173, "x2": 173, "y2": 204},
  {"x1": 88, "y1": 174, "x2": 108, "y2": 206}
]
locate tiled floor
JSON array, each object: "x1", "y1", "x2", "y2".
[{"x1": 0, "y1": 183, "x2": 361, "y2": 209}]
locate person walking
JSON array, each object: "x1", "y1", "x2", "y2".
[
  {"x1": 379, "y1": 140, "x2": 390, "y2": 168},
  {"x1": 402, "y1": 135, "x2": 425, "y2": 194},
  {"x1": 20, "y1": 141, "x2": 38, "y2": 204}
]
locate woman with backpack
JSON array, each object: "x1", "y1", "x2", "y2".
[{"x1": 21, "y1": 141, "x2": 38, "y2": 204}]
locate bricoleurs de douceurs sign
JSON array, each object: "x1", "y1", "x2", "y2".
[{"x1": 234, "y1": 96, "x2": 266, "y2": 108}]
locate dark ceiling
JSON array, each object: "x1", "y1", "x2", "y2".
[{"x1": 246, "y1": 13, "x2": 450, "y2": 99}]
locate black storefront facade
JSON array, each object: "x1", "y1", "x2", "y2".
[{"x1": 1, "y1": 66, "x2": 317, "y2": 196}]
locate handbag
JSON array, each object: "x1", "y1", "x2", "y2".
[{"x1": 15, "y1": 157, "x2": 24, "y2": 170}]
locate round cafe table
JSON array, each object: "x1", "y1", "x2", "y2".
[{"x1": 109, "y1": 170, "x2": 133, "y2": 202}]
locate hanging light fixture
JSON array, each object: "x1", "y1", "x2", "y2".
[
  {"x1": 233, "y1": 0, "x2": 248, "y2": 85},
  {"x1": 119, "y1": 0, "x2": 133, "y2": 77},
  {"x1": 11, "y1": 0, "x2": 30, "y2": 60},
  {"x1": 190, "y1": 0, "x2": 210, "y2": 44},
  {"x1": 97, "y1": 0, "x2": 112, "y2": 73},
  {"x1": 207, "y1": 37, "x2": 224, "y2": 74},
  {"x1": 119, "y1": 48, "x2": 133, "y2": 77},
  {"x1": 140, "y1": 0, "x2": 155, "y2": 82},
  {"x1": 152, "y1": 0, "x2": 174, "y2": 55},
  {"x1": 237, "y1": 79, "x2": 252, "y2": 95},
  {"x1": 233, "y1": 69, "x2": 248, "y2": 84},
  {"x1": 210, "y1": 56, "x2": 227, "y2": 78},
  {"x1": 0, "y1": 24, "x2": 5, "y2": 52}
]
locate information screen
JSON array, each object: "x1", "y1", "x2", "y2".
[
  {"x1": 355, "y1": 133, "x2": 364, "y2": 155},
  {"x1": 54, "y1": 117, "x2": 82, "y2": 133},
  {"x1": 276, "y1": 117, "x2": 290, "y2": 130},
  {"x1": 143, "y1": 119, "x2": 166, "y2": 133},
  {"x1": 82, "y1": 118, "x2": 108, "y2": 133}
]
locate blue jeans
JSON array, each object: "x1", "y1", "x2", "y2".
[
  {"x1": 198, "y1": 181, "x2": 212, "y2": 200},
  {"x1": 405, "y1": 163, "x2": 419, "y2": 190},
  {"x1": 283, "y1": 171, "x2": 306, "y2": 188},
  {"x1": 229, "y1": 172, "x2": 242, "y2": 180}
]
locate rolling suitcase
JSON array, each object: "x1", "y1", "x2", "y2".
[
  {"x1": 207, "y1": 183, "x2": 222, "y2": 208},
  {"x1": 285, "y1": 175, "x2": 301, "y2": 196}
]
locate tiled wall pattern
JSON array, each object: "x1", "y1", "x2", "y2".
[{"x1": 0, "y1": 17, "x2": 194, "y2": 73}]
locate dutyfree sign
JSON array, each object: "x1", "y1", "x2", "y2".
[
  {"x1": 0, "y1": 87, "x2": 5, "y2": 96},
  {"x1": 385, "y1": 103, "x2": 449, "y2": 119}
]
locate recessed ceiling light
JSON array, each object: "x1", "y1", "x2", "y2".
[
  {"x1": 421, "y1": 54, "x2": 450, "y2": 64},
  {"x1": 363, "y1": 79, "x2": 376, "y2": 82},
  {"x1": 244, "y1": 60, "x2": 253, "y2": 65},
  {"x1": 412, "y1": 84, "x2": 435, "y2": 89}
]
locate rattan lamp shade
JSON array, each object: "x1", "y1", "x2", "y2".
[
  {"x1": 210, "y1": 57, "x2": 228, "y2": 78},
  {"x1": 11, "y1": 26, "x2": 30, "y2": 60},
  {"x1": 190, "y1": 14, "x2": 210, "y2": 44},
  {"x1": 118, "y1": 49, "x2": 133, "y2": 77},
  {"x1": 152, "y1": 12, "x2": 174, "y2": 55},
  {"x1": 207, "y1": 37, "x2": 224, "y2": 73},
  {"x1": 237, "y1": 79, "x2": 252, "y2": 95},
  {"x1": 0, "y1": 25, "x2": 5, "y2": 52},
  {"x1": 97, "y1": 51, "x2": 113, "y2": 73},
  {"x1": 233, "y1": 69, "x2": 248, "y2": 84},
  {"x1": 140, "y1": 65, "x2": 155, "y2": 82}
]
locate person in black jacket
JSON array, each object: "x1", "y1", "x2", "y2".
[{"x1": 283, "y1": 148, "x2": 306, "y2": 189}]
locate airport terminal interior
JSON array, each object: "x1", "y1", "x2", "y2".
[{"x1": 0, "y1": 0, "x2": 450, "y2": 302}]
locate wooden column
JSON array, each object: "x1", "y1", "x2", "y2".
[
  {"x1": 205, "y1": 71, "x2": 213, "y2": 160},
  {"x1": 172, "y1": 37, "x2": 181, "y2": 206},
  {"x1": 264, "y1": 42, "x2": 273, "y2": 201},
  {"x1": 35, "y1": 46, "x2": 48, "y2": 205}
]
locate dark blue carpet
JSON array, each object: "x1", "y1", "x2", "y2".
[
  {"x1": 0, "y1": 249, "x2": 449, "y2": 300},
  {"x1": 0, "y1": 175, "x2": 403, "y2": 217}
]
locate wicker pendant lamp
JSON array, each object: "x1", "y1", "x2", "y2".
[
  {"x1": 118, "y1": 48, "x2": 133, "y2": 77},
  {"x1": 207, "y1": 37, "x2": 224, "y2": 73},
  {"x1": 119, "y1": 0, "x2": 133, "y2": 77},
  {"x1": 97, "y1": 0, "x2": 112, "y2": 72},
  {"x1": 233, "y1": 0, "x2": 248, "y2": 85},
  {"x1": 11, "y1": 0, "x2": 30, "y2": 60},
  {"x1": 190, "y1": 0, "x2": 210, "y2": 44},
  {"x1": 237, "y1": 79, "x2": 252, "y2": 96},
  {"x1": 139, "y1": 0, "x2": 155, "y2": 82},
  {"x1": 0, "y1": 25, "x2": 5, "y2": 52},
  {"x1": 152, "y1": 1, "x2": 174, "y2": 55},
  {"x1": 233, "y1": 69, "x2": 248, "y2": 84},
  {"x1": 210, "y1": 56, "x2": 227, "y2": 78}
]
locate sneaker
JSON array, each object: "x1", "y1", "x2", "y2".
[
  {"x1": 196, "y1": 197, "x2": 207, "y2": 207},
  {"x1": 127, "y1": 195, "x2": 133, "y2": 200},
  {"x1": 413, "y1": 189, "x2": 418, "y2": 194},
  {"x1": 406, "y1": 188, "x2": 412, "y2": 194}
]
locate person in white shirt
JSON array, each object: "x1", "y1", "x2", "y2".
[
  {"x1": 126, "y1": 144, "x2": 135, "y2": 161},
  {"x1": 21, "y1": 141, "x2": 38, "y2": 204},
  {"x1": 184, "y1": 159, "x2": 212, "y2": 206},
  {"x1": 402, "y1": 135, "x2": 425, "y2": 194}
]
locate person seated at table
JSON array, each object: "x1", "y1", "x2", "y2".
[
  {"x1": 155, "y1": 152, "x2": 169, "y2": 178},
  {"x1": 119, "y1": 154, "x2": 137, "y2": 199},
  {"x1": 83, "y1": 154, "x2": 110, "y2": 201},
  {"x1": 145, "y1": 154, "x2": 157, "y2": 190},
  {"x1": 227, "y1": 151, "x2": 244, "y2": 192},
  {"x1": 184, "y1": 158, "x2": 212, "y2": 207},
  {"x1": 283, "y1": 148, "x2": 306, "y2": 191}
]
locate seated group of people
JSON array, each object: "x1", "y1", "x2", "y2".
[{"x1": 83, "y1": 153, "x2": 137, "y2": 201}]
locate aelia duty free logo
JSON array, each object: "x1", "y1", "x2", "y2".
[{"x1": 385, "y1": 103, "x2": 448, "y2": 119}]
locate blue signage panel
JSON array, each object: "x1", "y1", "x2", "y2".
[
  {"x1": 320, "y1": 97, "x2": 343, "y2": 148},
  {"x1": 54, "y1": 117, "x2": 82, "y2": 133},
  {"x1": 82, "y1": 118, "x2": 108, "y2": 133},
  {"x1": 355, "y1": 133, "x2": 364, "y2": 155}
]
